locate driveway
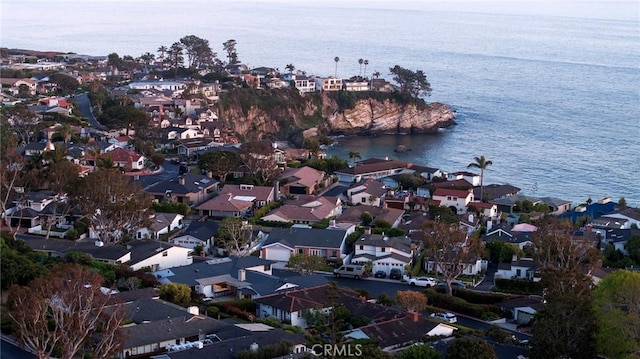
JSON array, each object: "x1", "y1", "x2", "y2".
[{"x1": 475, "y1": 262, "x2": 497, "y2": 292}]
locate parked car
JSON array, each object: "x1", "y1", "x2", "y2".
[
  {"x1": 431, "y1": 312, "x2": 457, "y2": 323},
  {"x1": 374, "y1": 270, "x2": 387, "y2": 278},
  {"x1": 407, "y1": 277, "x2": 437, "y2": 287},
  {"x1": 389, "y1": 268, "x2": 403, "y2": 280},
  {"x1": 436, "y1": 281, "x2": 466, "y2": 289}
]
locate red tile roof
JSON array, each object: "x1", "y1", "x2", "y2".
[{"x1": 433, "y1": 188, "x2": 473, "y2": 198}]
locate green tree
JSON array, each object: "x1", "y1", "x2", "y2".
[
  {"x1": 592, "y1": 270, "x2": 640, "y2": 359},
  {"x1": 618, "y1": 197, "x2": 627, "y2": 208},
  {"x1": 217, "y1": 217, "x2": 254, "y2": 256},
  {"x1": 287, "y1": 254, "x2": 326, "y2": 274},
  {"x1": 48, "y1": 73, "x2": 79, "y2": 95},
  {"x1": 180, "y1": 34, "x2": 216, "y2": 68},
  {"x1": 198, "y1": 150, "x2": 239, "y2": 183},
  {"x1": 71, "y1": 168, "x2": 152, "y2": 243},
  {"x1": 158, "y1": 282, "x2": 192, "y2": 307},
  {"x1": 445, "y1": 338, "x2": 496, "y2": 359},
  {"x1": 150, "y1": 152, "x2": 164, "y2": 169},
  {"x1": 389, "y1": 65, "x2": 432, "y2": 98},
  {"x1": 360, "y1": 211, "x2": 373, "y2": 226},
  {"x1": 626, "y1": 234, "x2": 640, "y2": 265},
  {"x1": 395, "y1": 173, "x2": 428, "y2": 191},
  {"x1": 285, "y1": 63, "x2": 295, "y2": 76},
  {"x1": 376, "y1": 293, "x2": 395, "y2": 306},
  {"x1": 467, "y1": 155, "x2": 493, "y2": 202},
  {"x1": 399, "y1": 344, "x2": 442, "y2": 359},
  {"x1": 223, "y1": 39, "x2": 239, "y2": 66},
  {"x1": 422, "y1": 221, "x2": 484, "y2": 295}
]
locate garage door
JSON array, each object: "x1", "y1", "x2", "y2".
[{"x1": 267, "y1": 246, "x2": 291, "y2": 262}]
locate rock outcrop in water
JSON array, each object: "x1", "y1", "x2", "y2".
[{"x1": 218, "y1": 88, "x2": 456, "y2": 141}]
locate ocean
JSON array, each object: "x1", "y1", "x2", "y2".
[{"x1": 2, "y1": 0, "x2": 639, "y2": 206}]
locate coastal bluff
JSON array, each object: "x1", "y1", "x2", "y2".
[
  {"x1": 326, "y1": 99, "x2": 456, "y2": 136},
  {"x1": 218, "y1": 89, "x2": 456, "y2": 141}
]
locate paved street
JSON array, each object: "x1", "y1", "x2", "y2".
[
  {"x1": 327, "y1": 275, "x2": 531, "y2": 341},
  {"x1": 72, "y1": 92, "x2": 105, "y2": 129}
]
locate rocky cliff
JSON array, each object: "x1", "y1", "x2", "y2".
[{"x1": 218, "y1": 89, "x2": 456, "y2": 141}]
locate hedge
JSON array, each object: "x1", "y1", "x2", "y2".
[
  {"x1": 434, "y1": 287, "x2": 513, "y2": 305},
  {"x1": 494, "y1": 278, "x2": 543, "y2": 295},
  {"x1": 425, "y1": 290, "x2": 504, "y2": 318}
]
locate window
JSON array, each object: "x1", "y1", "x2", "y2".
[
  {"x1": 162, "y1": 251, "x2": 168, "y2": 257},
  {"x1": 359, "y1": 245, "x2": 364, "y2": 250},
  {"x1": 381, "y1": 247, "x2": 386, "y2": 252},
  {"x1": 298, "y1": 249, "x2": 304, "y2": 254},
  {"x1": 361, "y1": 197, "x2": 366, "y2": 203}
]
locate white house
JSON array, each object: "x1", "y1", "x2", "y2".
[
  {"x1": 350, "y1": 234, "x2": 414, "y2": 276},
  {"x1": 127, "y1": 241, "x2": 193, "y2": 271},
  {"x1": 424, "y1": 256, "x2": 484, "y2": 276},
  {"x1": 136, "y1": 213, "x2": 184, "y2": 240},
  {"x1": 346, "y1": 178, "x2": 388, "y2": 207},
  {"x1": 447, "y1": 171, "x2": 480, "y2": 187},
  {"x1": 496, "y1": 257, "x2": 539, "y2": 281},
  {"x1": 467, "y1": 201, "x2": 500, "y2": 220},
  {"x1": 431, "y1": 188, "x2": 474, "y2": 214}
]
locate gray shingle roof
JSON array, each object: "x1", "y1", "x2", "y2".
[
  {"x1": 157, "y1": 256, "x2": 274, "y2": 287},
  {"x1": 145, "y1": 173, "x2": 218, "y2": 195},
  {"x1": 264, "y1": 227, "x2": 347, "y2": 249}
]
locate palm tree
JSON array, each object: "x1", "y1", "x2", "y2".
[
  {"x1": 467, "y1": 155, "x2": 493, "y2": 202},
  {"x1": 348, "y1": 151, "x2": 361, "y2": 168},
  {"x1": 373, "y1": 71, "x2": 381, "y2": 79},
  {"x1": 334, "y1": 56, "x2": 340, "y2": 77},
  {"x1": 358, "y1": 58, "x2": 364, "y2": 77},
  {"x1": 285, "y1": 63, "x2": 295, "y2": 76}
]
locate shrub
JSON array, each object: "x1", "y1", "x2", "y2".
[
  {"x1": 425, "y1": 290, "x2": 503, "y2": 318},
  {"x1": 494, "y1": 279, "x2": 543, "y2": 295}
]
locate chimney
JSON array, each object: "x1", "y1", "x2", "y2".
[
  {"x1": 206, "y1": 171, "x2": 213, "y2": 178},
  {"x1": 238, "y1": 269, "x2": 246, "y2": 281},
  {"x1": 487, "y1": 220, "x2": 493, "y2": 232},
  {"x1": 364, "y1": 226, "x2": 372, "y2": 235},
  {"x1": 512, "y1": 253, "x2": 518, "y2": 262},
  {"x1": 178, "y1": 176, "x2": 185, "y2": 185},
  {"x1": 468, "y1": 214, "x2": 474, "y2": 223},
  {"x1": 585, "y1": 224, "x2": 593, "y2": 233},
  {"x1": 409, "y1": 311, "x2": 419, "y2": 322}
]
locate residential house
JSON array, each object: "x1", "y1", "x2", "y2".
[
  {"x1": 458, "y1": 213, "x2": 481, "y2": 235},
  {"x1": 539, "y1": 197, "x2": 572, "y2": 215},
  {"x1": 346, "y1": 178, "x2": 388, "y2": 206},
  {"x1": 338, "y1": 205, "x2": 405, "y2": 229},
  {"x1": 344, "y1": 313, "x2": 457, "y2": 351},
  {"x1": 598, "y1": 207, "x2": 640, "y2": 229},
  {"x1": 490, "y1": 194, "x2": 542, "y2": 214},
  {"x1": 20, "y1": 237, "x2": 131, "y2": 264},
  {"x1": 23, "y1": 140, "x2": 55, "y2": 156},
  {"x1": 343, "y1": 79, "x2": 369, "y2": 91},
  {"x1": 196, "y1": 193, "x2": 254, "y2": 218},
  {"x1": 473, "y1": 184, "x2": 521, "y2": 202},
  {"x1": 410, "y1": 165, "x2": 445, "y2": 181},
  {"x1": 431, "y1": 188, "x2": 474, "y2": 214},
  {"x1": 126, "y1": 240, "x2": 193, "y2": 271},
  {"x1": 482, "y1": 223, "x2": 535, "y2": 250},
  {"x1": 424, "y1": 255, "x2": 484, "y2": 276},
  {"x1": 116, "y1": 297, "x2": 225, "y2": 358},
  {"x1": 422, "y1": 179, "x2": 474, "y2": 197},
  {"x1": 169, "y1": 220, "x2": 219, "y2": 252},
  {"x1": 153, "y1": 256, "x2": 328, "y2": 300},
  {"x1": 175, "y1": 139, "x2": 218, "y2": 157},
  {"x1": 335, "y1": 158, "x2": 410, "y2": 184},
  {"x1": 260, "y1": 195, "x2": 343, "y2": 224},
  {"x1": 369, "y1": 78, "x2": 395, "y2": 92},
  {"x1": 291, "y1": 75, "x2": 316, "y2": 93},
  {"x1": 467, "y1": 201, "x2": 500, "y2": 220},
  {"x1": 0, "y1": 77, "x2": 37, "y2": 95},
  {"x1": 86, "y1": 146, "x2": 145, "y2": 170},
  {"x1": 254, "y1": 284, "x2": 399, "y2": 328},
  {"x1": 279, "y1": 166, "x2": 327, "y2": 195},
  {"x1": 266, "y1": 77, "x2": 288, "y2": 89},
  {"x1": 136, "y1": 212, "x2": 184, "y2": 240},
  {"x1": 496, "y1": 257, "x2": 539, "y2": 281},
  {"x1": 314, "y1": 77, "x2": 343, "y2": 91},
  {"x1": 161, "y1": 325, "x2": 309, "y2": 359},
  {"x1": 260, "y1": 226, "x2": 354, "y2": 262},
  {"x1": 591, "y1": 228, "x2": 640, "y2": 256},
  {"x1": 145, "y1": 173, "x2": 219, "y2": 206},
  {"x1": 196, "y1": 183, "x2": 274, "y2": 218},
  {"x1": 351, "y1": 234, "x2": 414, "y2": 276},
  {"x1": 499, "y1": 296, "x2": 545, "y2": 324},
  {"x1": 447, "y1": 171, "x2": 481, "y2": 187}
]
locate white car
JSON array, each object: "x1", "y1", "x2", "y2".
[
  {"x1": 431, "y1": 312, "x2": 457, "y2": 323},
  {"x1": 407, "y1": 277, "x2": 437, "y2": 287}
]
